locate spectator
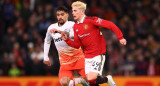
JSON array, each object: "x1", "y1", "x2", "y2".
[
  {"x1": 8, "y1": 63, "x2": 20, "y2": 77},
  {"x1": 123, "y1": 54, "x2": 135, "y2": 76},
  {"x1": 21, "y1": 1, "x2": 31, "y2": 22},
  {"x1": 135, "y1": 54, "x2": 148, "y2": 75},
  {"x1": 148, "y1": 57, "x2": 156, "y2": 76},
  {"x1": 31, "y1": 46, "x2": 43, "y2": 61}
]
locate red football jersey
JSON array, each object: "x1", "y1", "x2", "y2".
[{"x1": 65, "y1": 16, "x2": 124, "y2": 58}]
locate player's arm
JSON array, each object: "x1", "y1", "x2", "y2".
[
  {"x1": 50, "y1": 28, "x2": 71, "y2": 37},
  {"x1": 61, "y1": 27, "x2": 81, "y2": 49},
  {"x1": 91, "y1": 17, "x2": 127, "y2": 45},
  {"x1": 50, "y1": 22, "x2": 74, "y2": 39},
  {"x1": 67, "y1": 26, "x2": 74, "y2": 39},
  {"x1": 43, "y1": 28, "x2": 52, "y2": 66}
]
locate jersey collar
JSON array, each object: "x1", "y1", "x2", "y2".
[{"x1": 77, "y1": 15, "x2": 86, "y2": 24}]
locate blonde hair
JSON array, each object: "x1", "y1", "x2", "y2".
[{"x1": 71, "y1": 1, "x2": 87, "y2": 10}]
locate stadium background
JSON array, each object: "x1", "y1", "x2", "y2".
[{"x1": 0, "y1": 0, "x2": 160, "y2": 86}]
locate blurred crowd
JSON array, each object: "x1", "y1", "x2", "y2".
[{"x1": 0, "y1": 0, "x2": 160, "y2": 77}]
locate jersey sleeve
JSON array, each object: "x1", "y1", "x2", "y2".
[
  {"x1": 64, "y1": 25, "x2": 81, "y2": 49},
  {"x1": 91, "y1": 17, "x2": 124, "y2": 40},
  {"x1": 68, "y1": 22, "x2": 75, "y2": 39},
  {"x1": 43, "y1": 26, "x2": 52, "y2": 61}
]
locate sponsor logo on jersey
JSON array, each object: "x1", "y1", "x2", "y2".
[
  {"x1": 78, "y1": 33, "x2": 90, "y2": 38},
  {"x1": 54, "y1": 37, "x2": 62, "y2": 42},
  {"x1": 96, "y1": 18, "x2": 102, "y2": 24}
]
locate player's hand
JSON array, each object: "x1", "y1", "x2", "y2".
[
  {"x1": 120, "y1": 39, "x2": 127, "y2": 45},
  {"x1": 43, "y1": 60, "x2": 51, "y2": 66},
  {"x1": 61, "y1": 32, "x2": 68, "y2": 40},
  {"x1": 50, "y1": 28, "x2": 61, "y2": 33}
]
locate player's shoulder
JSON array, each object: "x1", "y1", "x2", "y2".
[
  {"x1": 65, "y1": 21, "x2": 75, "y2": 29},
  {"x1": 67, "y1": 21, "x2": 75, "y2": 23},
  {"x1": 47, "y1": 23, "x2": 58, "y2": 30},
  {"x1": 67, "y1": 21, "x2": 75, "y2": 25},
  {"x1": 85, "y1": 16, "x2": 98, "y2": 20}
]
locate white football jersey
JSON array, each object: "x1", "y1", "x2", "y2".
[{"x1": 44, "y1": 21, "x2": 84, "y2": 65}]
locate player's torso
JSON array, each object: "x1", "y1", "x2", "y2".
[
  {"x1": 49, "y1": 21, "x2": 73, "y2": 48},
  {"x1": 74, "y1": 17, "x2": 106, "y2": 58},
  {"x1": 51, "y1": 26, "x2": 70, "y2": 49},
  {"x1": 75, "y1": 19, "x2": 102, "y2": 46},
  {"x1": 49, "y1": 21, "x2": 84, "y2": 65}
]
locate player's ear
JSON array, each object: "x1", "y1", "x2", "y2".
[
  {"x1": 81, "y1": 9, "x2": 85, "y2": 14},
  {"x1": 66, "y1": 13, "x2": 69, "y2": 17},
  {"x1": 82, "y1": 10, "x2": 85, "y2": 13}
]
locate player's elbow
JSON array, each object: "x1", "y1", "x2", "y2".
[
  {"x1": 67, "y1": 42, "x2": 81, "y2": 49},
  {"x1": 73, "y1": 44, "x2": 81, "y2": 49},
  {"x1": 75, "y1": 46, "x2": 80, "y2": 49}
]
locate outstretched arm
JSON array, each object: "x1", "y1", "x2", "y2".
[
  {"x1": 91, "y1": 17, "x2": 127, "y2": 45},
  {"x1": 43, "y1": 28, "x2": 52, "y2": 66},
  {"x1": 49, "y1": 27, "x2": 81, "y2": 48},
  {"x1": 61, "y1": 28, "x2": 81, "y2": 49}
]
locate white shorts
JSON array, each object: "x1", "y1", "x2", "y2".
[{"x1": 85, "y1": 54, "x2": 105, "y2": 75}]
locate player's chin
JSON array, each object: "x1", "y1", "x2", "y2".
[
  {"x1": 58, "y1": 21, "x2": 65, "y2": 24},
  {"x1": 73, "y1": 17, "x2": 78, "y2": 21}
]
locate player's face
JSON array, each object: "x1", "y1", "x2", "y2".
[
  {"x1": 56, "y1": 11, "x2": 69, "y2": 25},
  {"x1": 72, "y1": 6, "x2": 83, "y2": 21}
]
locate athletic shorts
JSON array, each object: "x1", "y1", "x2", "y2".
[
  {"x1": 85, "y1": 54, "x2": 105, "y2": 75},
  {"x1": 59, "y1": 58, "x2": 86, "y2": 80}
]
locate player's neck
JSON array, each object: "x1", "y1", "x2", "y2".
[
  {"x1": 58, "y1": 24, "x2": 63, "y2": 27},
  {"x1": 78, "y1": 14, "x2": 85, "y2": 22}
]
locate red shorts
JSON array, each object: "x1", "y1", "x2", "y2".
[{"x1": 59, "y1": 58, "x2": 86, "y2": 80}]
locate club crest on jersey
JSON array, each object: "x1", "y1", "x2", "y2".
[{"x1": 84, "y1": 24, "x2": 88, "y2": 30}]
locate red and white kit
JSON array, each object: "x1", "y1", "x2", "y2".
[{"x1": 65, "y1": 16, "x2": 124, "y2": 75}]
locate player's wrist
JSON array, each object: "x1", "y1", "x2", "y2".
[
  {"x1": 64, "y1": 37, "x2": 70, "y2": 41},
  {"x1": 44, "y1": 57, "x2": 49, "y2": 61},
  {"x1": 57, "y1": 30, "x2": 61, "y2": 33},
  {"x1": 118, "y1": 36, "x2": 124, "y2": 40}
]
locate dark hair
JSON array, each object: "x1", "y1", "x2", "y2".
[{"x1": 56, "y1": 6, "x2": 69, "y2": 13}]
